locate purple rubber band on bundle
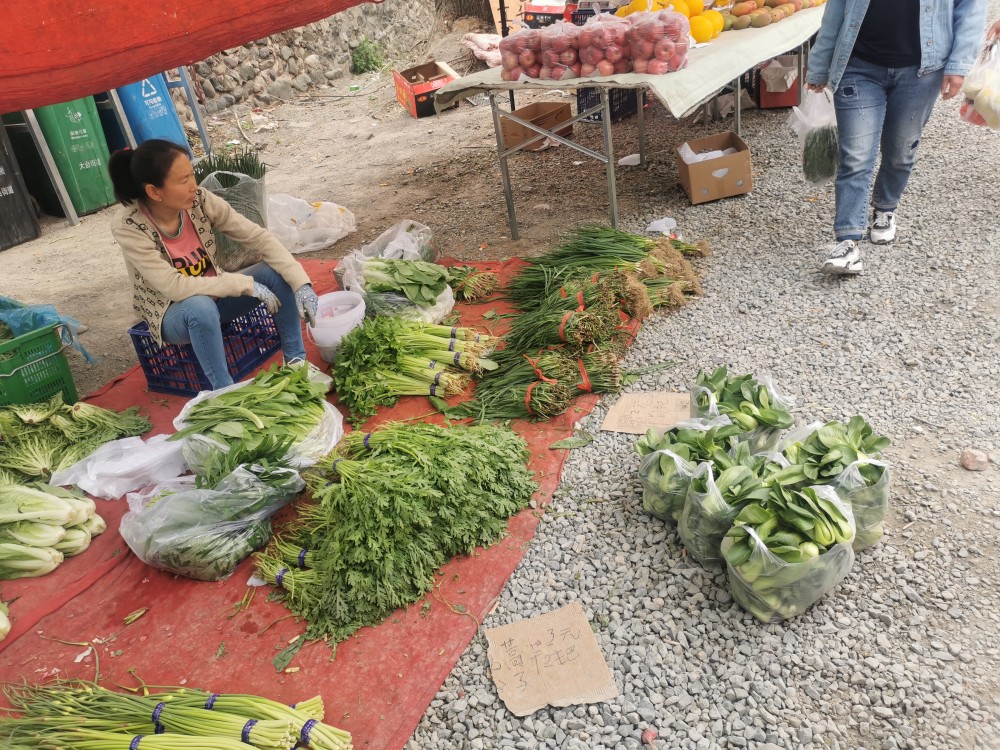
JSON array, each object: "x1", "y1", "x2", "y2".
[
  {"x1": 130, "y1": 737, "x2": 143, "y2": 750},
  {"x1": 241, "y1": 719, "x2": 258, "y2": 744},
  {"x1": 363, "y1": 433, "x2": 372, "y2": 448},
  {"x1": 300, "y1": 719, "x2": 319, "y2": 743},
  {"x1": 429, "y1": 360, "x2": 437, "y2": 368},
  {"x1": 450, "y1": 326, "x2": 457, "y2": 338},
  {"x1": 449, "y1": 339, "x2": 456, "y2": 352},
  {"x1": 332, "y1": 458, "x2": 343, "y2": 472},
  {"x1": 298, "y1": 549, "x2": 308, "y2": 568},
  {"x1": 474, "y1": 334, "x2": 481, "y2": 343},
  {"x1": 454, "y1": 353, "x2": 462, "y2": 367},
  {"x1": 151, "y1": 702, "x2": 166, "y2": 732},
  {"x1": 430, "y1": 384, "x2": 437, "y2": 397},
  {"x1": 155, "y1": 725, "x2": 165, "y2": 735},
  {"x1": 205, "y1": 693, "x2": 219, "y2": 709},
  {"x1": 433, "y1": 372, "x2": 442, "y2": 386},
  {"x1": 276, "y1": 568, "x2": 288, "y2": 588}
]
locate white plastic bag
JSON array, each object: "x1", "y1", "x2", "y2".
[
  {"x1": 830, "y1": 459, "x2": 891, "y2": 551},
  {"x1": 267, "y1": 193, "x2": 357, "y2": 254},
  {"x1": 202, "y1": 171, "x2": 268, "y2": 272},
  {"x1": 788, "y1": 89, "x2": 838, "y2": 184},
  {"x1": 690, "y1": 373, "x2": 794, "y2": 454},
  {"x1": 362, "y1": 285, "x2": 456, "y2": 325},
  {"x1": 336, "y1": 220, "x2": 436, "y2": 288},
  {"x1": 49, "y1": 434, "x2": 187, "y2": 500}
]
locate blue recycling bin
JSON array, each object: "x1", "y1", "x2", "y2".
[{"x1": 98, "y1": 73, "x2": 190, "y2": 153}]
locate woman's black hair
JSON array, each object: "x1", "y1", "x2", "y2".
[{"x1": 107, "y1": 139, "x2": 189, "y2": 206}]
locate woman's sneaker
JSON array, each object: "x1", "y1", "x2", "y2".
[
  {"x1": 820, "y1": 240, "x2": 863, "y2": 275},
  {"x1": 870, "y1": 210, "x2": 896, "y2": 244}
]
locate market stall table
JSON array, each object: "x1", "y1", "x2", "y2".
[{"x1": 434, "y1": 7, "x2": 825, "y2": 238}]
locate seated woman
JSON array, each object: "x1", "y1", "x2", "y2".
[{"x1": 109, "y1": 139, "x2": 327, "y2": 390}]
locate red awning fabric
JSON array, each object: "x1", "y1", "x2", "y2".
[
  {"x1": 0, "y1": 258, "x2": 639, "y2": 750},
  {"x1": 0, "y1": 1, "x2": 380, "y2": 113}
]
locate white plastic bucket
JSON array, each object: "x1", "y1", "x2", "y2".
[{"x1": 306, "y1": 291, "x2": 366, "y2": 363}]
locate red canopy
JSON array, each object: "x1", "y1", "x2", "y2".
[{"x1": 1, "y1": 0, "x2": 380, "y2": 113}]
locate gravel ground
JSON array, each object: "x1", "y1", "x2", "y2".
[{"x1": 406, "y1": 35, "x2": 1000, "y2": 750}]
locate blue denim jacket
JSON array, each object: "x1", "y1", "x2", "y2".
[{"x1": 805, "y1": 0, "x2": 989, "y2": 91}]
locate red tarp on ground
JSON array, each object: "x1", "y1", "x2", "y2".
[
  {"x1": 0, "y1": 1, "x2": 380, "y2": 113},
  {"x1": 0, "y1": 258, "x2": 630, "y2": 750}
]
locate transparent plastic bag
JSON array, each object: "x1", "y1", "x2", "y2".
[
  {"x1": 0, "y1": 297, "x2": 94, "y2": 362},
  {"x1": 789, "y1": 89, "x2": 838, "y2": 185},
  {"x1": 539, "y1": 21, "x2": 583, "y2": 81},
  {"x1": 830, "y1": 459, "x2": 890, "y2": 551},
  {"x1": 579, "y1": 13, "x2": 634, "y2": 77},
  {"x1": 638, "y1": 448, "x2": 696, "y2": 523},
  {"x1": 628, "y1": 10, "x2": 690, "y2": 75},
  {"x1": 267, "y1": 193, "x2": 356, "y2": 254},
  {"x1": 362, "y1": 285, "x2": 456, "y2": 325},
  {"x1": 120, "y1": 464, "x2": 304, "y2": 581},
  {"x1": 49, "y1": 434, "x2": 187, "y2": 500},
  {"x1": 201, "y1": 170, "x2": 267, "y2": 272},
  {"x1": 173, "y1": 379, "x2": 344, "y2": 475},
  {"x1": 723, "y1": 487, "x2": 856, "y2": 623},
  {"x1": 964, "y1": 41, "x2": 1000, "y2": 128},
  {"x1": 499, "y1": 27, "x2": 543, "y2": 80},
  {"x1": 678, "y1": 462, "x2": 739, "y2": 566},
  {"x1": 335, "y1": 220, "x2": 436, "y2": 288},
  {"x1": 690, "y1": 373, "x2": 794, "y2": 454}
]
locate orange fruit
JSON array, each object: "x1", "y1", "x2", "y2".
[
  {"x1": 688, "y1": 14, "x2": 714, "y2": 41},
  {"x1": 687, "y1": 0, "x2": 705, "y2": 15},
  {"x1": 666, "y1": 1, "x2": 690, "y2": 16},
  {"x1": 703, "y1": 8, "x2": 725, "y2": 34}
]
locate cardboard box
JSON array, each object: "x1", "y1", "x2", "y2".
[
  {"x1": 500, "y1": 101, "x2": 573, "y2": 151},
  {"x1": 393, "y1": 60, "x2": 459, "y2": 119},
  {"x1": 755, "y1": 54, "x2": 800, "y2": 109},
  {"x1": 675, "y1": 132, "x2": 752, "y2": 205}
]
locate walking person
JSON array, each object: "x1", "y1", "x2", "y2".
[{"x1": 805, "y1": 0, "x2": 989, "y2": 275}]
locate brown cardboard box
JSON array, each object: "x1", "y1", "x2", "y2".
[
  {"x1": 393, "y1": 60, "x2": 459, "y2": 118},
  {"x1": 500, "y1": 101, "x2": 573, "y2": 151},
  {"x1": 675, "y1": 132, "x2": 752, "y2": 205}
]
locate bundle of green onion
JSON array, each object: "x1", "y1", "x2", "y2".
[
  {"x1": 0, "y1": 482, "x2": 106, "y2": 584},
  {"x1": 2, "y1": 680, "x2": 352, "y2": 750},
  {"x1": 0, "y1": 394, "x2": 150, "y2": 482},
  {"x1": 333, "y1": 317, "x2": 495, "y2": 423},
  {"x1": 257, "y1": 422, "x2": 536, "y2": 643}
]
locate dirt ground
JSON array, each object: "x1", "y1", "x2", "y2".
[{"x1": 0, "y1": 15, "x2": 749, "y2": 397}]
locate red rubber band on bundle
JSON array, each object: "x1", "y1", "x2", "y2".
[
  {"x1": 576, "y1": 291, "x2": 586, "y2": 311},
  {"x1": 576, "y1": 359, "x2": 592, "y2": 392},
  {"x1": 591, "y1": 272, "x2": 600, "y2": 282},
  {"x1": 524, "y1": 381, "x2": 539, "y2": 415},
  {"x1": 559, "y1": 286, "x2": 568, "y2": 299},
  {"x1": 557, "y1": 311, "x2": 574, "y2": 342},
  {"x1": 522, "y1": 354, "x2": 556, "y2": 384}
]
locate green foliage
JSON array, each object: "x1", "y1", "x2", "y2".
[
  {"x1": 351, "y1": 37, "x2": 384, "y2": 74},
  {"x1": 192, "y1": 145, "x2": 267, "y2": 185}
]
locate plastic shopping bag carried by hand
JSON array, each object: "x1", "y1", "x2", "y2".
[{"x1": 788, "y1": 89, "x2": 838, "y2": 185}]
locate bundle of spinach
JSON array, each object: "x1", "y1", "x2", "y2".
[
  {"x1": 255, "y1": 422, "x2": 537, "y2": 642},
  {"x1": 361, "y1": 258, "x2": 449, "y2": 308}
]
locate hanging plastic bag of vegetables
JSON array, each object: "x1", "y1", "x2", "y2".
[
  {"x1": 120, "y1": 463, "x2": 304, "y2": 581},
  {"x1": 829, "y1": 459, "x2": 890, "y2": 551},
  {"x1": 721, "y1": 485, "x2": 856, "y2": 623}
]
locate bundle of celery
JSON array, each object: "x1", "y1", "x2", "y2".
[
  {"x1": 360, "y1": 258, "x2": 449, "y2": 308},
  {"x1": 333, "y1": 316, "x2": 495, "y2": 423},
  {"x1": 691, "y1": 366, "x2": 795, "y2": 453},
  {"x1": 0, "y1": 483, "x2": 105, "y2": 589},
  {"x1": 2, "y1": 680, "x2": 352, "y2": 750},
  {"x1": 171, "y1": 364, "x2": 328, "y2": 468},
  {"x1": 0, "y1": 395, "x2": 150, "y2": 482},
  {"x1": 446, "y1": 265, "x2": 499, "y2": 301},
  {"x1": 721, "y1": 484, "x2": 856, "y2": 622},
  {"x1": 256, "y1": 422, "x2": 536, "y2": 642}
]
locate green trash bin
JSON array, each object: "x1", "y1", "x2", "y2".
[{"x1": 3, "y1": 97, "x2": 116, "y2": 216}]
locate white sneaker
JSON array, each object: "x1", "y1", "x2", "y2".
[
  {"x1": 870, "y1": 210, "x2": 896, "y2": 244},
  {"x1": 287, "y1": 358, "x2": 333, "y2": 392},
  {"x1": 820, "y1": 240, "x2": 863, "y2": 276}
]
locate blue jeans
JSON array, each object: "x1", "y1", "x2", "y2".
[
  {"x1": 833, "y1": 57, "x2": 943, "y2": 241},
  {"x1": 161, "y1": 262, "x2": 305, "y2": 389}
]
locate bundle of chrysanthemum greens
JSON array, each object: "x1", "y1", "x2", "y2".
[
  {"x1": 0, "y1": 394, "x2": 150, "y2": 483},
  {"x1": 333, "y1": 316, "x2": 497, "y2": 423},
  {"x1": 446, "y1": 265, "x2": 499, "y2": 302},
  {"x1": 255, "y1": 422, "x2": 536, "y2": 642},
  {"x1": 1, "y1": 680, "x2": 352, "y2": 750}
]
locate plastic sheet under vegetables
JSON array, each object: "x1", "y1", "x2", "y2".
[
  {"x1": 120, "y1": 465, "x2": 304, "y2": 581},
  {"x1": 722, "y1": 487, "x2": 856, "y2": 623},
  {"x1": 831, "y1": 459, "x2": 891, "y2": 551},
  {"x1": 638, "y1": 448, "x2": 696, "y2": 523}
]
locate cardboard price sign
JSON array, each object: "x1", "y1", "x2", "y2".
[
  {"x1": 485, "y1": 601, "x2": 618, "y2": 716},
  {"x1": 600, "y1": 392, "x2": 691, "y2": 435}
]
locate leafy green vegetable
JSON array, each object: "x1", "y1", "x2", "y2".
[{"x1": 362, "y1": 258, "x2": 449, "y2": 308}]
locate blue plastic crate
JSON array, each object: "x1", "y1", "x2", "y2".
[
  {"x1": 128, "y1": 303, "x2": 280, "y2": 396},
  {"x1": 576, "y1": 87, "x2": 641, "y2": 123}
]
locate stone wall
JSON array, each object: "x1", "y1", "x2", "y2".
[{"x1": 172, "y1": 0, "x2": 437, "y2": 122}]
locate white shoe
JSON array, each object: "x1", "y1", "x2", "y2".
[
  {"x1": 820, "y1": 240, "x2": 863, "y2": 276},
  {"x1": 870, "y1": 210, "x2": 896, "y2": 244},
  {"x1": 287, "y1": 358, "x2": 333, "y2": 392}
]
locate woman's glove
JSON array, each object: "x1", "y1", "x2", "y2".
[
  {"x1": 252, "y1": 281, "x2": 281, "y2": 315},
  {"x1": 295, "y1": 284, "x2": 319, "y2": 326}
]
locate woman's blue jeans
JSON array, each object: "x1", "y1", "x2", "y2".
[
  {"x1": 833, "y1": 57, "x2": 943, "y2": 241},
  {"x1": 161, "y1": 262, "x2": 306, "y2": 389}
]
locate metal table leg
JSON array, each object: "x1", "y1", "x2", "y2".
[
  {"x1": 637, "y1": 90, "x2": 646, "y2": 167},
  {"x1": 23, "y1": 109, "x2": 80, "y2": 227},
  {"x1": 734, "y1": 76, "x2": 742, "y2": 136},
  {"x1": 797, "y1": 44, "x2": 805, "y2": 101},
  {"x1": 489, "y1": 91, "x2": 520, "y2": 241},
  {"x1": 601, "y1": 89, "x2": 618, "y2": 229}
]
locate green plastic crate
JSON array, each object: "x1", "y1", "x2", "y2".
[{"x1": 0, "y1": 324, "x2": 78, "y2": 406}]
